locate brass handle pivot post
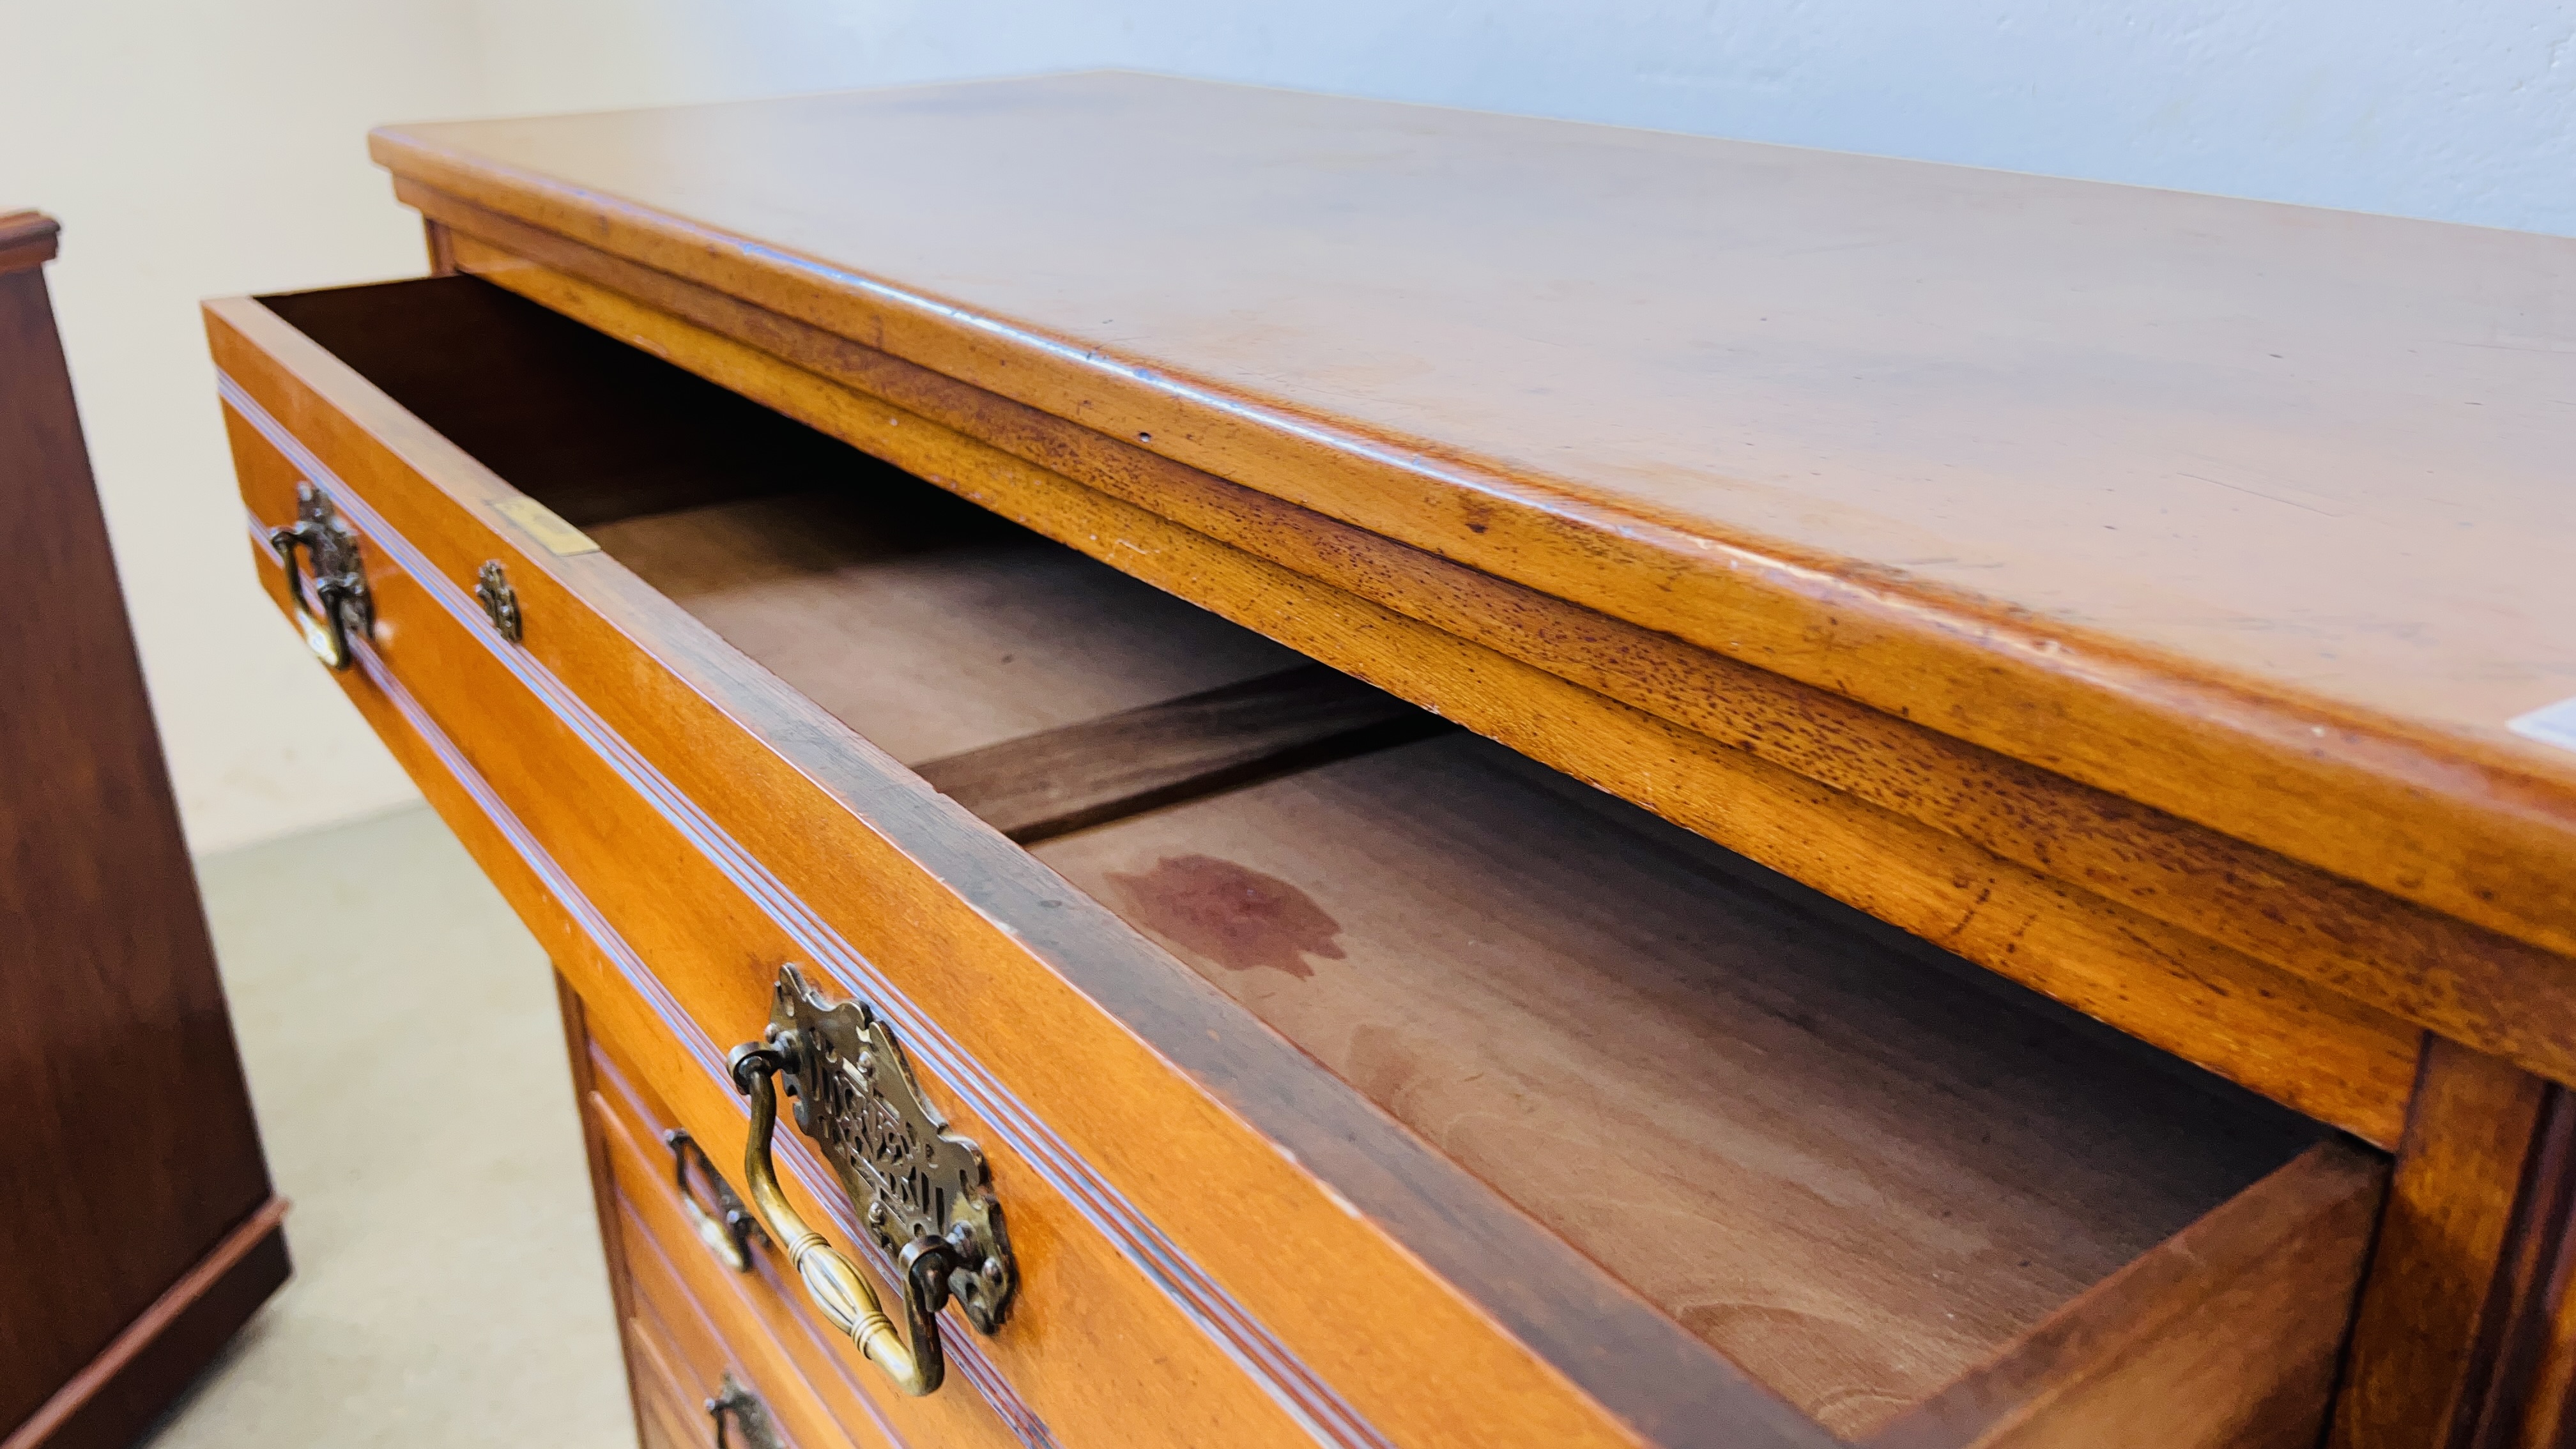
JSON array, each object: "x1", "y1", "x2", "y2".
[{"x1": 724, "y1": 965, "x2": 1017, "y2": 1399}]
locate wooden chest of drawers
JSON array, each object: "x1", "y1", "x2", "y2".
[{"x1": 208, "y1": 73, "x2": 2576, "y2": 1447}]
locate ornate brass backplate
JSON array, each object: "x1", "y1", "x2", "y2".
[
  {"x1": 764, "y1": 965, "x2": 1016, "y2": 1333},
  {"x1": 705, "y1": 1373, "x2": 785, "y2": 1449},
  {"x1": 474, "y1": 559, "x2": 521, "y2": 642}
]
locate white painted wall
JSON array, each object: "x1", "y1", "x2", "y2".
[
  {"x1": 1, "y1": 3, "x2": 485, "y2": 853},
  {"x1": 8, "y1": 0, "x2": 2572, "y2": 852},
  {"x1": 468, "y1": 0, "x2": 2576, "y2": 236}
]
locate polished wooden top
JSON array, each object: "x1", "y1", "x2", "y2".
[{"x1": 371, "y1": 73, "x2": 2576, "y2": 953}]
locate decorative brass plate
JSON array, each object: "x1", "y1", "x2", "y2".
[
  {"x1": 489, "y1": 494, "x2": 601, "y2": 556},
  {"x1": 763, "y1": 965, "x2": 1016, "y2": 1333},
  {"x1": 705, "y1": 1373, "x2": 785, "y2": 1449},
  {"x1": 475, "y1": 560, "x2": 521, "y2": 642}
]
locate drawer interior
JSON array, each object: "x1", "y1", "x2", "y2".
[
  {"x1": 263, "y1": 278, "x2": 1315, "y2": 767},
  {"x1": 263, "y1": 276, "x2": 2372, "y2": 1439},
  {"x1": 1034, "y1": 733, "x2": 2338, "y2": 1434},
  {"x1": 584, "y1": 489, "x2": 1307, "y2": 764}
]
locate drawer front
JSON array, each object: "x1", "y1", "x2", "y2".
[
  {"x1": 629, "y1": 1325, "x2": 710, "y2": 1449},
  {"x1": 623, "y1": 1225, "x2": 797, "y2": 1449},
  {"x1": 203, "y1": 300, "x2": 1751, "y2": 1449}
]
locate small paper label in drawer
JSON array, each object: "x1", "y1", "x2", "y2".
[{"x1": 491, "y1": 496, "x2": 601, "y2": 556}]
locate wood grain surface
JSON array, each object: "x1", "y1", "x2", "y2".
[
  {"x1": 422, "y1": 205, "x2": 2570, "y2": 1102},
  {"x1": 2, "y1": 222, "x2": 279, "y2": 1448},
  {"x1": 417, "y1": 193, "x2": 2574, "y2": 1124},
  {"x1": 585, "y1": 490, "x2": 1302, "y2": 765},
  {"x1": 627, "y1": 1292, "x2": 712, "y2": 1449},
  {"x1": 1035, "y1": 731, "x2": 2329, "y2": 1438},
  {"x1": 2331, "y1": 1038, "x2": 2556, "y2": 1447},
  {"x1": 263, "y1": 277, "x2": 850, "y2": 527},
  {"x1": 590, "y1": 488, "x2": 1450, "y2": 838},
  {"x1": 0, "y1": 1200, "x2": 291, "y2": 1449},
  {"x1": 206, "y1": 262, "x2": 2439, "y2": 1446},
  {"x1": 208, "y1": 288, "x2": 1845, "y2": 1448},
  {"x1": 1868, "y1": 1142, "x2": 2383, "y2": 1449},
  {"x1": 913, "y1": 663, "x2": 1452, "y2": 843},
  {"x1": 417, "y1": 249, "x2": 2428, "y2": 1139},
  {"x1": 2465, "y1": 1089, "x2": 2576, "y2": 1448},
  {"x1": 368, "y1": 73, "x2": 2576, "y2": 970}
]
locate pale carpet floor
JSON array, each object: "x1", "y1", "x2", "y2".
[{"x1": 145, "y1": 805, "x2": 632, "y2": 1447}]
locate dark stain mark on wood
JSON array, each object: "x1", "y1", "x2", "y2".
[{"x1": 1105, "y1": 855, "x2": 1347, "y2": 979}]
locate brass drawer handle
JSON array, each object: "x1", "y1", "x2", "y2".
[
  {"x1": 728, "y1": 1046, "x2": 950, "y2": 1395},
  {"x1": 726, "y1": 965, "x2": 1016, "y2": 1398},
  {"x1": 664, "y1": 1128, "x2": 765, "y2": 1273},
  {"x1": 266, "y1": 482, "x2": 371, "y2": 670}
]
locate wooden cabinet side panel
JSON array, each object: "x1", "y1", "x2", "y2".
[{"x1": 0, "y1": 245, "x2": 275, "y2": 1439}]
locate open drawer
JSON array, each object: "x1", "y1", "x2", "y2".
[{"x1": 207, "y1": 275, "x2": 2388, "y2": 1449}]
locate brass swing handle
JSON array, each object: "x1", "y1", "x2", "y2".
[
  {"x1": 266, "y1": 484, "x2": 371, "y2": 671},
  {"x1": 269, "y1": 519, "x2": 358, "y2": 670},
  {"x1": 664, "y1": 1128, "x2": 763, "y2": 1273},
  {"x1": 727, "y1": 1043, "x2": 953, "y2": 1397}
]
